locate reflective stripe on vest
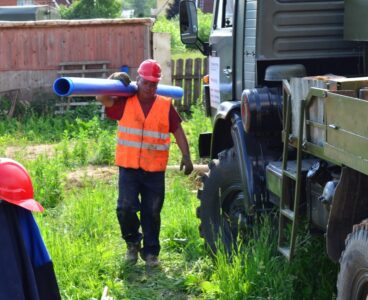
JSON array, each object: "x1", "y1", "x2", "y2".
[
  {"x1": 118, "y1": 126, "x2": 170, "y2": 141},
  {"x1": 115, "y1": 95, "x2": 171, "y2": 171},
  {"x1": 117, "y1": 138, "x2": 170, "y2": 151}
]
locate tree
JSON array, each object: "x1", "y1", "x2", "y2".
[
  {"x1": 166, "y1": 0, "x2": 180, "y2": 20},
  {"x1": 121, "y1": 0, "x2": 157, "y2": 18},
  {"x1": 133, "y1": 0, "x2": 146, "y2": 17},
  {"x1": 59, "y1": 0, "x2": 122, "y2": 19}
]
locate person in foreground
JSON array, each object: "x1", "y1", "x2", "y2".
[
  {"x1": 97, "y1": 59, "x2": 193, "y2": 267},
  {"x1": 0, "y1": 158, "x2": 61, "y2": 299}
]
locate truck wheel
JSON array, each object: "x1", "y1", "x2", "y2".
[
  {"x1": 197, "y1": 147, "x2": 252, "y2": 253},
  {"x1": 337, "y1": 220, "x2": 368, "y2": 300}
]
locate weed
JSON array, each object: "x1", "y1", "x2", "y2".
[
  {"x1": 72, "y1": 134, "x2": 88, "y2": 166},
  {"x1": 92, "y1": 130, "x2": 115, "y2": 165},
  {"x1": 28, "y1": 156, "x2": 65, "y2": 209},
  {"x1": 204, "y1": 216, "x2": 336, "y2": 300}
]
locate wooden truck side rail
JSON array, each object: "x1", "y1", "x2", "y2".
[{"x1": 303, "y1": 80, "x2": 368, "y2": 176}]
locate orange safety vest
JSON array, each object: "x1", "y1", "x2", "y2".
[{"x1": 115, "y1": 94, "x2": 171, "y2": 172}]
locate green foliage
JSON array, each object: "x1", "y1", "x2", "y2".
[
  {"x1": 204, "y1": 217, "x2": 337, "y2": 300},
  {"x1": 36, "y1": 184, "x2": 123, "y2": 299},
  {"x1": 27, "y1": 156, "x2": 65, "y2": 209},
  {"x1": 122, "y1": 0, "x2": 156, "y2": 17},
  {"x1": 72, "y1": 130, "x2": 89, "y2": 166},
  {"x1": 0, "y1": 96, "x2": 12, "y2": 118},
  {"x1": 35, "y1": 176, "x2": 206, "y2": 299},
  {"x1": 91, "y1": 130, "x2": 115, "y2": 165},
  {"x1": 197, "y1": 10, "x2": 213, "y2": 43},
  {"x1": 162, "y1": 175, "x2": 204, "y2": 259},
  {"x1": 58, "y1": 131, "x2": 72, "y2": 167},
  {"x1": 0, "y1": 114, "x2": 115, "y2": 145},
  {"x1": 184, "y1": 103, "x2": 212, "y2": 161},
  {"x1": 59, "y1": 0, "x2": 122, "y2": 19},
  {"x1": 64, "y1": 101, "x2": 103, "y2": 121},
  {"x1": 152, "y1": 15, "x2": 186, "y2": 53},
  {"x1": 153, "y1": 10, "x2": 212, "y2": 54}
]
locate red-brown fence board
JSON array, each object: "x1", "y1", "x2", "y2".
[
  {"x1": 172, "y1": 57, "x2": 208, "y2": 111},
  {"x1": 0, "y1": 19, "x2": 153, "y2": 72},
  {"x1": 0, "y1": 19, "x2": 153, "y2": 100},
  {"x1": 0, "y1": 0, "x2": 17, "y2": 5}
]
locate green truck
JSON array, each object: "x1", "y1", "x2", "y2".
[{"x1": 179, "y1": 0, "x2": 368, "y2": 298}]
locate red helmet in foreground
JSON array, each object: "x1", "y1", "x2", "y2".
[
  {"x1": 137, "y1": 59, "x2": 162, "y2": 83},
  {"x1": 0, "y1": 158, "x2": 44, "y2": 212}
]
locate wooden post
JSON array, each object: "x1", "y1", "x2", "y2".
[
  {"x1": 193, "y1": 58, "x2": 203, "y2": 104},
  {"x1": 174, "y1": 59, "x2": 184, "y2": 110},
  {"x1": 184, "y1": 59, "x2": 193, "y2": 110}
]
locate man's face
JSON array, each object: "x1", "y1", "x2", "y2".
[{"x1": 137, "y1": 77, "x2": 158, "y2": 97}]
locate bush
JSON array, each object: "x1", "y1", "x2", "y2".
[
  {"x1": 153, "y1": 10, "x2": 212, "y2": 54},
  {"x1": 28, "y1": 156, "x2": 64, "y2": 209}
]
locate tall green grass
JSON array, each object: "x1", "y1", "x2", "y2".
[
  {"x1": 205, "y1": 217, "x2": 337, "y2": 300},
  {"x1": 0, "y1": 114, "x2": 115, "y2": 145},
  {"x1": 36, "y1": 174, "x2": 208, "y2": 299},
  {"x1": 2, "y1": 105, "x2": 338, "y2": 299},
  {"x1": 36, "y1": 183, "x2": 123, "y2": 299}
]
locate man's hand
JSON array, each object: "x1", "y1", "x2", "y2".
[
  {"x1": 180, "y1": 155, "x2": 193, "y2": 175},
  {"x1": 108, "y1": 72, "x2": 131, "y2": 86}
]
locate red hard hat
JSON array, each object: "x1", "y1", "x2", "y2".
[
  {"x1": 0, "y1": 158, "x2": 44, "y2": 212},
  {"x1": 137, "y1": 59, "x2": 162, "y2": 83}
]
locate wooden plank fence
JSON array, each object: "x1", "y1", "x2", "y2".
[
  {"x1": 55, "y1": 61, "x2": 110, "y2": 118},
  {"x1": 53, "y1": 57, "x2": 208, "y2": 117},
  {"x1": 172, "y1": 57, "x2": 208, "y2": 111}
]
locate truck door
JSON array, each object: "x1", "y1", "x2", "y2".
[{"x1": 208, "y1": 0, "x2": 234, "y2": 110}]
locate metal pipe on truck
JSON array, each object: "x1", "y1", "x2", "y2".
[{"x1": 53, "y1": 77, "x2": 184, "y2": 99}]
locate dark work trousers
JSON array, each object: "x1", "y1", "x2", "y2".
[{"x1": 116, "y1": 167, "x2": 165, "y2": 258}]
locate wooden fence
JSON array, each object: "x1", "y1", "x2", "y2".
[{"x1": 171, "y1": 57, "x2": 208, "y2": 111}]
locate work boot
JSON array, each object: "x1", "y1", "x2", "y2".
[
  {"x1": 145, "y1": 254, "x2": 160, "y2": 268},
  {"x1": 125, "y1": 243, "x2": 140, "y2": 265}
]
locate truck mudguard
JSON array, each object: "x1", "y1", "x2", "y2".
[
  {"x1": 208, "y1": 100, "x2": 255, "y2": 205},
  {"x1": 231, "y1": 112, "x2": 255, "y2": 207},
  {"x1": 53, "y1": 77, "x2": 184, "y2": 99},
  {"x1": 210, "y1": 101, "x2": 241, "y2": 158}
]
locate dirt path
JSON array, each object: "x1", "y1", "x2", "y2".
[
  {"x1": 5, "y1": 144, "x2": 208, "y2": 189},
  {"x1": 5, "y1": 144, "x2": 56, "y2": 160}
]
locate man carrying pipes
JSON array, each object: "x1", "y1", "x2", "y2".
[
  {"x1": 96, "y1": 59, "x2": 193, "y2": 267},
  {"x1": 0, "y1": 158, "x2": 61, "y2": 299}
]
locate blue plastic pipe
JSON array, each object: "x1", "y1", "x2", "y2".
[{"x1": 53, "y1": 77, "x2": 184, "y2": 99}]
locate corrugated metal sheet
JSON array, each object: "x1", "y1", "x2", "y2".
[
  {"x1": 0, "y1": 18, "x2": 153, "y2": 72},
  {"x1": 257, "y1": 1, "x2": 358, "y2": 60}
]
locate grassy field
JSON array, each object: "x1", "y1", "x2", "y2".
[{"x1": 0, "y1": 105, "x2": 338, "y2": 299}]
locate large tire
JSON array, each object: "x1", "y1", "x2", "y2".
[
  {"x1": 197, "y1": 147, "x2": 252, "y2": 253},
  {"x1": 337, "y1": 220, "x2": 368, "y2": 300}
]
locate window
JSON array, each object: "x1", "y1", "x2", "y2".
[{"x1": 214, "y1": 0, "x2": 234, "y2": 29}]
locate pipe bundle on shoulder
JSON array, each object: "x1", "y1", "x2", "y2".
[{"x1": 53, "y1": 77, "x2": 184, "y2": 99}]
